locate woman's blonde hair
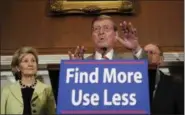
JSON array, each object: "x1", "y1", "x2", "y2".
[{"x1": 11, "y1": 46, "x2": 39, "y2": 80}]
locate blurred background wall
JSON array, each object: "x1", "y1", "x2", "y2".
[
  {"x1": 0, "y1": 0, "x2": 184, "y2": 100},
  {"x1": 0, "y1": 0, "x2": 183, "y2": 55}
]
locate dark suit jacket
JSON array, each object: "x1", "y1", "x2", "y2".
[{"x1": 151, "y1": 71, "x2": 184, "y2": 114}]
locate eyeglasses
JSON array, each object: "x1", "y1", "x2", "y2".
[
  {"x1": 92, "y1": 26, "x2": 114, "y2": 33},
  {"x1": 145, "y1": 51, "x2": 160, "y2": 55}
]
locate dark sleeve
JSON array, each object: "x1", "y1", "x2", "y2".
[{"x1": 174, "y1": 81, "x2": 184, "y2": 114}]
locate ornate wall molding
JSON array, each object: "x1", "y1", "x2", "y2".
[{"x1": 49, "y1": 0, "x2": 134, "y2": 15}]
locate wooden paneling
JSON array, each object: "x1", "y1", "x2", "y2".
[{"x1": 0, "y1": 0, "x2": 184, "y2": 55}]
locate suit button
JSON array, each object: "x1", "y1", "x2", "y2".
[
  {"x1": 33, "y1": 110, "x2": 36, "y2": 113},
  {"x1": 32, "y1": 103, "x2": 36, "y2": 107}
]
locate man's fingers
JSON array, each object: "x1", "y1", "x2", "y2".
[
  {"x1": 121, "y1": 22, "x2": 130, "y2": 36},
  {"x1": 127, "y1": 22, "x2": 136, "y2": 36},
  {"x1": 132, "y1": 28, "x2": 137, "y2": 35},
  {"x1": 68, "y1": 45, "x2": 87, "y2": 60},
  {"x1": 120, "y1": 21, "x2": 127, "y2": 31},
  {"x1": 68, "y1": 46, "x2": 87, "y2": 60},
  {"x1": 74, "y1": 46, "x2": 80, "y2": 57},
  {"x1": 68, "y1": 51, "x2": 73, "y2": 59},
  {"x1": 81, "y1": 46, "x2": 87, "y2": 52},
  {"x1": 120, "y1": 21, "x2": 137, "y2": 37},
  {"x1": 128, "y1": 22, "x2": 133, "y2": 32},
  {"x1": 78, "y1": 46, "x2": 84, "y2": 58},
  {"x1": 80, "y1": 46, "x2": 85, "y2": 53}
]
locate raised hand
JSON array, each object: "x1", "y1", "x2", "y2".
[
  {"x1": 68, "y1": 46, "x2": 86, "y2": 60},
  {"x1": 116, "y1": 21, "x2": 141, "y2": 52}
]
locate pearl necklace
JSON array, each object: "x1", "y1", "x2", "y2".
[{"x1": 19, "y1": 80, "x2": 37, "y2": 88}]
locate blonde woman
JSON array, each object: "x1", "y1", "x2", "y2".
[{"x1": 1, "y1": 46, "x2": 56, "y2": 115}]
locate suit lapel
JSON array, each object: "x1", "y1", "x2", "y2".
[
  {"x1": 112, "y1": 52, "x2": 118, "y2": 59},
  {"x1": 9, "y1": 81, "x2": 23, "y2": 104},
  {"x1": 86, "y1": 53, "x2": 95, "y2": 60},
  {"x1": 112, "y1": 52, "x2": 122, "y2": 59},
  {"x1": 31, "y1": 80, "x2": 44, "y2": 102},
  {"x1": 9, "y1": 80, "x2": 45, "y2": 104}
]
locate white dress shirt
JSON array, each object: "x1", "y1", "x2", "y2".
[{"x1": 94, "y1": 48, "x2": 143, "y2": 60}]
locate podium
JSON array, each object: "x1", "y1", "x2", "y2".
[{"x1": 47, "y1": 61, "x2": 184, "y2": 105}]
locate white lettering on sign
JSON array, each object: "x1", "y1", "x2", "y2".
[
  {"x1": 71, "y1": 89, "x2": 100, "y2": 106},
  {"x1": 66, "y1": 68, "x2": 99, "y2": 84},
  {"x1": 103, "y1": 68, "x2": 142, "y2": 83},
  {"x1": 104, "y1": 89, "x2": 137, "y2": 106}
]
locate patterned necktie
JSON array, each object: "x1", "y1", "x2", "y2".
[{"x1": 102, "y1": 55, "x2": 109, "y2": 60}]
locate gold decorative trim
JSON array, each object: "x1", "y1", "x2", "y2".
[{"x1": 49, "y1": 0, "x2": 134, "y2": 14}]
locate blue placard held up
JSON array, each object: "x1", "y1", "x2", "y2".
[{"x1": 56, "y1": 60, "x2": 150, "y2": 114}]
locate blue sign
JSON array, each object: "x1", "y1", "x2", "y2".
[{"x1": 57, "y1": 60, "x2": 150, "y2": 114}]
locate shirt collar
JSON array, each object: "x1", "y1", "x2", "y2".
[{"x1": 94, "y1": 49, "x2": 114, "y2": 60}]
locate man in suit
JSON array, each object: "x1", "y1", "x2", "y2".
[
  {"x1": 144, "y1": 44, "x2": 184, "y2": 114},
  {"x1": 68, "y1": 15, "x2": 147, "y2": 60}
]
